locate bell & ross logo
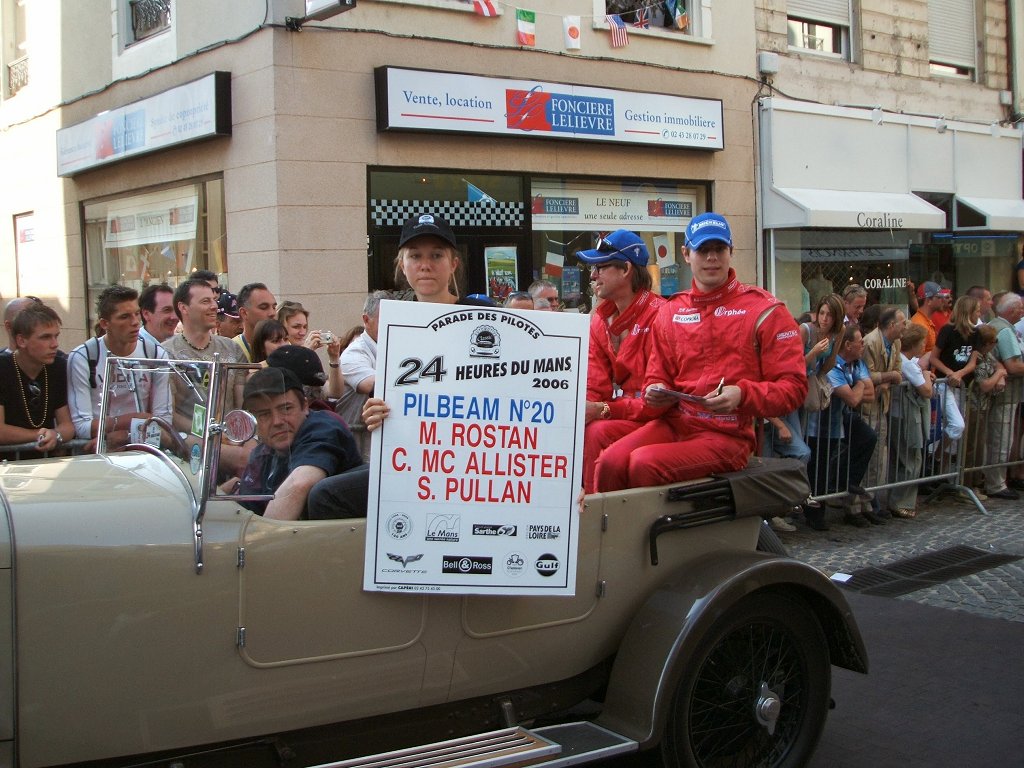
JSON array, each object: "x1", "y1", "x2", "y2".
[{"x1": 442, "y1": 555, "x2": 493, "y2": 575}]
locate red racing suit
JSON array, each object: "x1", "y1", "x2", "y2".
[
  {"x1": 595, "y1": 271, "x2": 807, "y2": 491},
  {"x1": 583, "y1": 289, "x2": 666, "y2": 492}
]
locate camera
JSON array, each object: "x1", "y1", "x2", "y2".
[{"x1": 321, "y1": 331, "x2": 334, "y2": 344}]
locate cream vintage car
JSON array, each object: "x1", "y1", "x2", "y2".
[{"x1": 0, "y1": 357, "x2": 866, "y2": 768}]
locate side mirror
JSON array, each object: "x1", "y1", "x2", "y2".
[{"x1": 223, "y1": 410, "x2": 257, "y2": 444}]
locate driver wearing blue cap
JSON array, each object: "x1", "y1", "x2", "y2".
[
  {"x1": 576, "y1": 229, "x2": 666, "y2": 494},
  {"x1": 594, "y1": 213, "x2": 807, "y2": 491}
]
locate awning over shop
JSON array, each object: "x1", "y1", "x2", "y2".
[
  {"x1": 956, "y1": 196, "x2": 1024, "y2": 231},
  {"x1": 764, "y1": 188, "x2": 946, "y2": 230}
]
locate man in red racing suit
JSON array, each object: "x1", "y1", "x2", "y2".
[
  {"x1": 577, "y1": 229, "x2": 666, "y2": 493},
  {"x1": 595, "y1": 213, "x2": 807, "y2": 491}
]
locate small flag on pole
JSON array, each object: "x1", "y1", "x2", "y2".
[
  {"x1": 633, "y1": 7, "x2": 650, "y2": 29},
  {"x1": 466, "y1": 180, "x2": 497, "y2": 203},
  {"x1": 470, "y1": 0, "x2": 498, "y2": 17},
  {"x1": 563, "y1": 15, "x2": 581, "y2": 50},
  {"x1": 516, "y1": 9, "x2": 536, "y2": 46},
  {"x1": 607, "y1": 14, "x2": 629, "y2": 48}
]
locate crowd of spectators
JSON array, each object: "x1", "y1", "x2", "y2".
[{"x1": 5, "y1": 215, "x2": 1023, "y2": 530}]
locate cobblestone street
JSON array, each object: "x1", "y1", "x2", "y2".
[{"x1": 780, "y1": 490, "x2": 1024, "y2": 622}]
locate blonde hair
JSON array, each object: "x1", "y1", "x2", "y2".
[{"x1": 949, "y1": 295, "x2": 979, "y2": 338}]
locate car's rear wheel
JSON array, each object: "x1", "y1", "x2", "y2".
[{"x1": 660, "y1": 591, "x2": 830, "y2": 768}]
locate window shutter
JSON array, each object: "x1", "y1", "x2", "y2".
[
  {"x1": 787, "y1": 0, "x2": 851, "y2": 27},
  {"x1": 928, "y1": 0, "x2": 977, "y2": 68}
]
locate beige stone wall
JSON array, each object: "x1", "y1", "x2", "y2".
[{"x1": 754, "y1": 0, "x2": 1010, "y2": 121}]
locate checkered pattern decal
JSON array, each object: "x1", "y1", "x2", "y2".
[{"x1": 371, "y1": 199, "x2": 524, "y2": 228}]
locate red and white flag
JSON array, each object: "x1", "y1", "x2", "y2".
[
  {"x1": 471, "y1": 0, "x2": 498, "y2": 17},
  {"x1": 606, "y1": 14, "x2": 629, "y2": 48},
  {"x1": 563, "y1": 15, "x2": 581, "y2": 50}
]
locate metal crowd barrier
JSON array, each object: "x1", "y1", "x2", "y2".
[{"x1": 786, "y1": 379, "x2": 1009, "y2": 516}]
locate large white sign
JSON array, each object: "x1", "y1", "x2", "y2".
[
  {"x1": 376, "y1": 66, "x2": 724, "y2": 151},
  {"x1": 364, "y1": 301, "x2": 589, "y2": 596},
  {"x1": 56, "y1": 72, "x2": 231, "y2": 177}
]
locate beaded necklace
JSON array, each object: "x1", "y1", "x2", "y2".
[
  {"x1": 12, "y1": 351, "x2": 48, "y2": 429},
  {"x1": 180, "y1": 332, "x2": 212, "y2": 352}
]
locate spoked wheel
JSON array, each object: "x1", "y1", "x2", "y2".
[{"x1": 660, "y1": 592, "x2": 831, "y2": 768}]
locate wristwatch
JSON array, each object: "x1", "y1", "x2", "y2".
[{"x1": 600, "y1": 402, "x2": 611, "y2": 419}]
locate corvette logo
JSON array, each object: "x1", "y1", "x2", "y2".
[{"x1": 386, "y1": 553, "x2": 425, "y2": 568}]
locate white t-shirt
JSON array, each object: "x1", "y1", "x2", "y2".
[
  {"x1": 67, "y1": 336, "x2": 171, "y2": 439},
  {"x1": 340, "y1": 330, "x2": 377, "y2": 392}
]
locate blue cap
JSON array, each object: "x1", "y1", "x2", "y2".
[
  {"x1": 576, "y1": 230, "x2": 650, "y2": 267},
  {"x1": 685, "y1": 212, "x2": 733, "y2": 249}
]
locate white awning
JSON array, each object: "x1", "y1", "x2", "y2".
[
  {"x1": 764, "y1": 187, "x2": 946, "y2": 230},
  {"x1": 957, "y1": 196, "x2": 1024, "y2": 231}
]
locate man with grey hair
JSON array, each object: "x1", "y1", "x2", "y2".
[
  {"x1": 528, "y1": 279, "x2": 561, "y2": 311},
  {"x1": 983, "y1": 292, "x2": 1024, "y2": 499},
  {"x1": 338, "y1": 290, "x2": 390, "y2": 459}
]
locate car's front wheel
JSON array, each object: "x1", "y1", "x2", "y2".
[{"x1": 660, "y1": 591, "x2": 830, "y2": 768}]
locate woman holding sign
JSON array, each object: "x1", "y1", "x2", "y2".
[{"x1": 364, "y1": 213, "x2": 494, "y2": 431}]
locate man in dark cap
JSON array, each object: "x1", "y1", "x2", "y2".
[
  {"x1": 233, "y1": 366, "x2": 363, "y2": 519},
  {"x1": 216, "y1": 290, "x2": 243, "y2": 339}
]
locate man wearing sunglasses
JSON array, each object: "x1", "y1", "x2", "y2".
[
  {"x1": 0, "y1": 303, "x2": 74, "y2": 455},
  {"x1": 594, "y1": 212, "x2": 807, "y2": 491},
  {"x1": 576, "y1": 229, "x2": 665, "y2": 493}
]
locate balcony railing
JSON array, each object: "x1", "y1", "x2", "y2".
[
  {"x1": 7, "y1": 55, "x2": 28, "y2": 96},
  {"x1": 130, "y1": 0, "x2": 171, "y2": 43}
]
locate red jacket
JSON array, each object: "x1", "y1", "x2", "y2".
[
  {"x1": 645, "y1": 270, "x2": 807, "y2": 448},
  {"x1": 587, "y1": 289, "x2": 666, "y2": 421}
]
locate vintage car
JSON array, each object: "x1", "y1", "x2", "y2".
[{"x1": 0, "y1": 357, "x2": 866, "y2": 768}]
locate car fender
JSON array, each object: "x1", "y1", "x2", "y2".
[{"x1": 596, "y1": 548, "x2": 868, "y2": 748}]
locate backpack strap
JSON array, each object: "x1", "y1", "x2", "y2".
[{"x1": 85, "y1": 337, "x2": 101, "y2": 389}]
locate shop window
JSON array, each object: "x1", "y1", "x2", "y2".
[
  {"x1": 2, "y1": 0, "x2": 28, "y2": 97},
  {"x1": 368, "y1": 169, "x2": 707, "y2": 308},
  {"x1": 597, "y1": 1, "x2": 706, "y2": 41},
  {"x1": 81, "y1": 179, "x2": 226, "y2": 332},
  {"x1": 531, "y1": 177, "x2": 706, "y2": 306},
  {"x1": 786, "y1": 1, "x2": 851, "y2": 59},
  {"x1": 928, "y1": 0, "x2": 976, "y2": 79}
]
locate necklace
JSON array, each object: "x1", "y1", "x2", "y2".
[
  {"x1": 180, "y1": 332, "x2": 212, "y2": 352},
  {"x1": 12, "y1": 351, "x2": 48, "y2": 429}
]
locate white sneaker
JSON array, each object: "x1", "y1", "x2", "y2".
[{"x1": 770, "y1": 516, "x2": 797, "y2": 532}]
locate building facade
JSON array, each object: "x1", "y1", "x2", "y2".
[
  {"x1": 0, "y1": 0, "x2": 766, "y2": 343},
  {"x1": 1, "y1": 1, "x2": 1022, "y2": 342},
  {"x1": 755, "y1": 0, "x2": 1024, "y2": 314}
]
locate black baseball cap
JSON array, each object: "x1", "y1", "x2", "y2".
[
  {"x1": 267, "y1": 344, "x2": 328, "y2": 387},
  {"x1": 243, "y1": 366, "x2": 304, "y2": 404},
  {"x1": 399, "y1": 212, "x2": 457, "y2": 248}
]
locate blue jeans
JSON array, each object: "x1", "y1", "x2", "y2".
[{"x1": 762, "y1": 409, "x2": 812, "y2": 464}]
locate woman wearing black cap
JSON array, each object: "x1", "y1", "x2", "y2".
[
  {"x1": 364, "y1": 213, "x2": 491, "y2": 430},
  {"x1": 393, "y1": 212, "x2": 492, "y2": 307}
]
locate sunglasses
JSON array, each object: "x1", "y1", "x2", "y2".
[{"x1": 26, "y1": 381, "x2": 42, "y2": 409}]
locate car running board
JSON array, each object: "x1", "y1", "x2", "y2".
[{"x1": 308, "y1": 722, "x2": 638, "y2": 768}]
